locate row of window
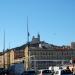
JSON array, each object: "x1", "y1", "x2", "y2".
[
  {"x1": 30, "y1": 50, "x2": 75, "y2": 56},
  {"x1": 13, "y1": 49, "x2": 75, "y2": 59}
]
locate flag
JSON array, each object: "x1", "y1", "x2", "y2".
[{"x1": 28, "y1": 32, "x2": 30, "y2": 37}]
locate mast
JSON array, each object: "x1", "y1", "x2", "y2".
[
  {"x1": 27, "y1": 16, "x2": 30, "y2": 70},
  {"x1": 27, "y1": 16, "x2": 29, "y2": 44}
]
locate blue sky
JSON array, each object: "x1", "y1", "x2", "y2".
[{"x1": 0, "y1": 0, "x2": 75, "y2": 51}]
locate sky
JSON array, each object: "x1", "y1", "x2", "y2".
[{"x1": 0, "y1": 0, "x2": 75, "y2": 51}]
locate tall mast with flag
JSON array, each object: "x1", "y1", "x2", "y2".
[{"x1": 27, "y1": 16, "x2": 30, "y2": 70}]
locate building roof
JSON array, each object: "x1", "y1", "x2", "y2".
[
  {"x1": 13, "y1": 44, "x2": 27, "y2": 51},
  {"x1": 0, "y1": 34, "x2": 73, "y2": 54},
  {"x1": 30, "y1": 36, "x2": 40, "y2": 44}
]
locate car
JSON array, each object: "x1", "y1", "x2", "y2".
[{"x1": 37, "y1": 69, "x2": 53, "y2": 75}]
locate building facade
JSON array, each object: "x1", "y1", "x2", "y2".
[
  {"x1": 24, "y1": 35, "x2": 75, "y2": 70},
  {"x1": 24, "y1": 44, "x2": 75, "y2": 70},
  {"x1": 0, "y1": 34, "x2": 75, "y2": 70}
]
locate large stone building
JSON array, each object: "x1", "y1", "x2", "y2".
[
  {"x1": 24, "y1": 35, "x2": 75, "y2": 70},
  {"x1": 0, "y1": 34, "x2": 75, "y2": 70}
]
